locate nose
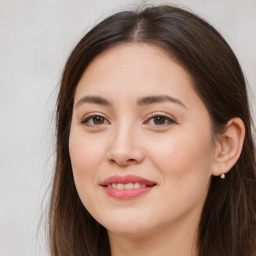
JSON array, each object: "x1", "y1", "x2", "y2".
[{"x1": 107, "y1": 123, "x2": 145, "y2": 167}]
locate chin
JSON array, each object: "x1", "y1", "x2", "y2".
[
  {"x1": 99, "y1": 214, "x2": 155, "y2": 236},
  {"x1": 107, "y1": 225, "x2": 152, "y2": 237}
]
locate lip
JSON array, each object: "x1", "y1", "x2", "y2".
[
  {"x1": 100, "y1": 175, "x2": 156, "y2": 199},
  {"x1": 101, "y1": 175, "x2": 156, "y2": 186}
]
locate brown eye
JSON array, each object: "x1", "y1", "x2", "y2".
[
  {"x1": 81, "y1": 115, "x2": 109, "y2": 126},
  {"x1": 93, "y1": 116, "x2": 105, "y2": 125},
  {"x1": 146, "y1": 114, "x2": 176, "y2": 127},
  {"x1": 153, "y1": 116, "x2": 166, "y2": 125}
]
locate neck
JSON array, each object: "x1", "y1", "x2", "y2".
[{"x1": 108, "y1": 215, "x2": 199, "y2": 256}]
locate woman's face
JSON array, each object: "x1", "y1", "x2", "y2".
[{"x1": 69, "y1": 43, "x2": 216, "y2": 237}]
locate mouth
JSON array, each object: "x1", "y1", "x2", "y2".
[
  {"x1": 104, "y1": 182, "x2": 154, "y2": 190},
  {"x1": 100, "y1": 175, "x2": 156, "y2": 199}
]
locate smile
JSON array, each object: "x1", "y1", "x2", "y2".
[
  {"x1": 107, "y1": 182, "x2": 148, "y2": 189},
  {"x1": 101, "y1": 175, "x2": 156, "y2": 199}
]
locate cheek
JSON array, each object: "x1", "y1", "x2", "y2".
[
  {"x1": 149, "y1": 131, "x2": 213, "y2": 219},
  {"x1": 69, "y1": 128, "x2": 102, "y2": 171},
  {"x1": 68, "y1": 127, "x2": 107, "y2": 194},
  {"x1": 148, "y1": 129, "x2": 213, "y2": 188},
  {"x1": 68, "y1": 129, "x2": 107, "y2": 214}
]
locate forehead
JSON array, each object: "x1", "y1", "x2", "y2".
[{"x1": 74, "y1": 43, "x2": 196, "y2": 102}]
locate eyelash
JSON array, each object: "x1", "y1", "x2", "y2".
[
  {"x1": 81, "y1": 114, "x2": 109, "y2": 126},
  {"x1": 144, "y1": 113, "x2": 176, "y2": 126},
  {"x1": 80, "y1": 113, "x2": 176, "y2": 127}
]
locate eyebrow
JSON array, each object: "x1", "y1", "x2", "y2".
[
  {"x1": 75, "y1": 95, "x2": 186, "y2": 109},
  {"x1": 75, "y1": 96, "x2": 112, "y2": 108},
  {"x1": 137, "y1": 95, "x2": 186, "y2": 108}
]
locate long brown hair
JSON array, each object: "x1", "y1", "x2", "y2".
[{"x1": 49, "y1": 5, "x2": 256, "y2": 256}]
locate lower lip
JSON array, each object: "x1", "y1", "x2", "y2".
[{"x1": 103, "y1": 186, "x2": 154, "y2": 199}]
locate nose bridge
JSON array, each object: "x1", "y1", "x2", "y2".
[{"x1": 108, "y1": 118, "x2": 143, "y2": 166}]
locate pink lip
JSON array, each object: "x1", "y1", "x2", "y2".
[
  {"x1": 101, "y1": 175, "x2": 156, "y2": 186},
  {"x1": 101, "y1": 175, "x2": 156, "y2": 200}
]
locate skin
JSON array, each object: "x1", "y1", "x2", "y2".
[{"x1": 69, "y1": 43, "x2": 227, "y2": 256}]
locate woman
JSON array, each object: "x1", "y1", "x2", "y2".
[{"x1": 48, "y1": 5, "x2": 256, "y2": 256}]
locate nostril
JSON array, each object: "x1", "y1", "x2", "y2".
[{"x1": 109, "y1": 158, "x2": 136, "y2": 165}]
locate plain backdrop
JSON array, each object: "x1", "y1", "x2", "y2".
[{"x1": 0, "y1": 0, "x2": 255, "y2": 255}]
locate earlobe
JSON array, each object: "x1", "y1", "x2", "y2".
[{"x1": 211, "y1": 118, "x2": 245, "y2": 177}]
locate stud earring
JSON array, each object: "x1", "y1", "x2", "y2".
[{"x1": 220, "y1": 173, "x2": 225, "y2": 179}]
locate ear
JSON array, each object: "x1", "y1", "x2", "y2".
[{"x1": 211, "y1": 117, "x2": 245, "y2": 177}]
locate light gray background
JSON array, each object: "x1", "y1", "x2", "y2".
[{"x1": 0, "y1": 0, "x2": 255, "y2": 255}]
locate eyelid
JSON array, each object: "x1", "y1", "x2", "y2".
[
  {"x1": 80, "y1": 112, "x2": 110, "y2": 126},
  {"x1": 143, "y1": 112, "x2": 177, "y2": 126}
]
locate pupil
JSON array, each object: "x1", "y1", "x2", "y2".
[
  {"x1": 94, "y1": 116, "x2": 104, "y2": 124},
  {"x1": 154, "y1": 116, "x2": 165, "y2": 125}
]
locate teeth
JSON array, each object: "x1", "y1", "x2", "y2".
[
  {"x1": 107, "y1": 182, "x2": 149, "y2": 190},
  {"x1": 124, "y1": 183, "x2": 133, "y2": 190},
  {"x1": 116, "y1": 183, "x2": 124, "y2": 190},
  {"x1": 134, "y1": 182, "x2": 140, "y2": 189}
]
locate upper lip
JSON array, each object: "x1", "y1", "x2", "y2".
[{"x1": 101, "y1": 175, "x2": 156, "y2": 186}]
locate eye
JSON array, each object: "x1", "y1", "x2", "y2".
[
  {"x1": 81, "y1": 114, "x2": 109, "y2": 126},
  {"x1": 145, "y1": 114, "x2": 176, "y2": 126}
]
